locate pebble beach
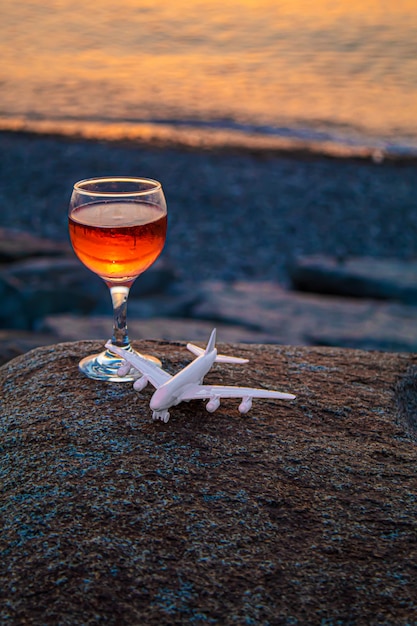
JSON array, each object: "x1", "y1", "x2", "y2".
[{"x1": 1, "y1": 130, "x2": 417, "y2": 290}]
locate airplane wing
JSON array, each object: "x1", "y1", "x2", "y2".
[
  {"x1": 104, "y1": 342, "x2": 172, "y2": 388},
  {"x1": 179, "y1": 384, "x2": 295, "y2": 401}
]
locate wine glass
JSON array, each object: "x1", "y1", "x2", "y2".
[{"x1": 68, "y1": 176, "x2": 167, "y2": 382}]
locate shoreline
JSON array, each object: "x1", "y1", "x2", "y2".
[
  {"x1": 2, "y1": 119, "x2": 417, "y2": 164},
  {"x1": 1, "y1": 129, "x2": 417, "y2": 288}
]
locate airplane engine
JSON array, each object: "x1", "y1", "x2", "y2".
[
  {"x1": 238, "y1": 397, "x2": 252, "y2": 414},
  {"x1": 133, "y1": 376, "x2": 148, "y2": 392},
  {"x1": 206, "y1": 397, "x2": 221, "y2": 413},
  {"x1": 117, "y1": 360, "x2": 131, "y2": 377}
]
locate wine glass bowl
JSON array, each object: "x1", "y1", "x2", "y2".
[{"x1": 68, "y1": 177, "x2": 167, "y2": 382}]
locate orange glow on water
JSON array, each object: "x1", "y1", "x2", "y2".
[{"x1": 1, "y1": 0, "x2": 417, "y2": 151}]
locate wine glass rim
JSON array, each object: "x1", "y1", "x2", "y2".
[{"x1": 73, "y1": 176, "x2": 162, "y2": 196}]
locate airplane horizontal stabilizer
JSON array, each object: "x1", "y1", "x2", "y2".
[
  {"x1": 187, "y1": 331, "x2": 249, "y2": 364},
  {"x1": 214, "y1": 354, "x2": 249, "y2": 364},
  {"x1": 186, "y1": 343, "x2": 248, "y2": 364},
  {"x1": 186, "y1": 343, "x2": 204, "y2": 357}
]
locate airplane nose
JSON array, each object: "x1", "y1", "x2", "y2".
[{"x1": 150, "y1": 389, "x2": 163, "y2": 410}]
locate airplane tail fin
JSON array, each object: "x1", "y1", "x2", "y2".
[
  {"x1": 186, "y1": 328, "x2": 217, "y2": 357},
  {"x1": 186, "y1": 328, "x2": 249, "y2": 364},
  {"x1": 206, "y1": 328, "x2": 217, "y2": 353}
]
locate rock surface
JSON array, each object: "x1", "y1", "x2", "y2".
[
  {"x1": 290, "y1": 255, "x2": 417, "y2": 303},
  {"x1": 40, "y1": 314, "x2": 277, "y2": 345},
  {"x1": 1, "y1": 340, "x2": 416, "y2": 624},
  {"x1": 0, "y1": 227, "x2": 68, "y2": 262},
  {"x1": 192, "y1": 281, "x2": 417, "y2": 352},
  {"x1": 34, "y1": 280, "x2": 417, "y2": 353},
  {"x1": 3, "y1": 227, "x2": 417, "y2": 365},
  {"x1": 0, "y1": 228, "x2": 177, "y2": 330}
]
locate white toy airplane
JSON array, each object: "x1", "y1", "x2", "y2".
[{"x1": 105, "y1": 329, "x2": 295, "y2": 423}]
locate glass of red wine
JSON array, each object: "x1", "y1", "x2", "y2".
[{"x1": 68, "y1": 177, "x2": 167, "y2": 381}]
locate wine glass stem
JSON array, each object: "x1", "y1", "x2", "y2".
[{"x1": 109, "y1": 285, "x2": 131, "y2": 348}]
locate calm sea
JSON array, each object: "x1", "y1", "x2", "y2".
[{"x1": 2, "y1": 0, "x2": 417, "y2": 158}]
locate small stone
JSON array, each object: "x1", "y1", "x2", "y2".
[
  {"x1": 0, "y1": 227, "x2": 70, "y2": 261},
  {"x1": 192, "y1": 280, "x2": 417, "y2": 352},
  {"x1": 0, "y1": 257, "x2": 108, "y2": 328},
  {"x1": 0, "y1": 329, "x2": 58, "y2": 366},
  {"x1": 290, "y1": 255, "x2": 417, "y2": 304}
]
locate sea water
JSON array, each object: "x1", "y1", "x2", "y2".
[{"x1": 1, "y1": 0, "x2": 417, "y2": 158}]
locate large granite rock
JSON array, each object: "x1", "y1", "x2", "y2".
[{"x1": 1, "y1": 340, "x2": 416, "y2": 624}]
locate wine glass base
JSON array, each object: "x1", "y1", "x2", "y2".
[{"x1": 78, "y1": 348, "x2": 161, "y2": 382}]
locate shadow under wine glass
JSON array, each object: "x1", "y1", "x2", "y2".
[{"x1": 68, "y1": 176, "x2": 167, "y2": 382}]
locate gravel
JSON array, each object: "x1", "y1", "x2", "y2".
[{"x1": 1, "y1": 130, "x2": 417, "y2": 287}]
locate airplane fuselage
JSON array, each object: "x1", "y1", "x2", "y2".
[
  {"x1": 149, "y1": 349, "x2": 217, "y2": 412},
  {"x1": 105, "y1": 328, "x2": 295, "y2": 424}
]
